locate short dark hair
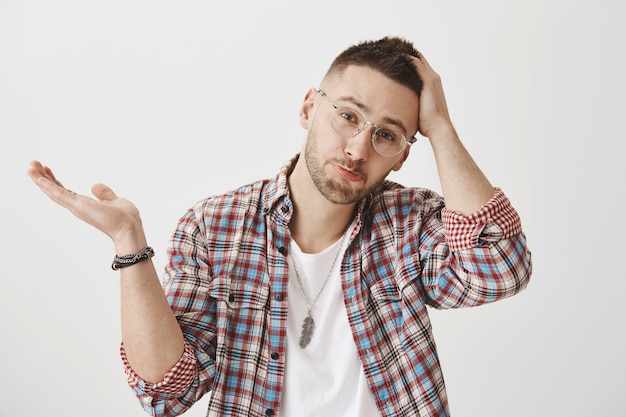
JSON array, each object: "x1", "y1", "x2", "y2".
[{"x1": 322, "y1": 36, "x2": 423, "y2": 97}]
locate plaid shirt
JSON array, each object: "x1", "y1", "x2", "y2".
[{"x1": 122, "y1": 154, "x2": 532, "y2": 417}]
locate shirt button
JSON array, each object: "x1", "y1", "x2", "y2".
[
  {"x1": 262, "y1": 207, "x2": 270, "y2": 214},
  {"x1": 278, "y1": 247, "x2": 287, "y2": 255},
  {"x1": 281, "y1": 205, "x2": 289, "y2": 213},
  {"x1": 271, "y1": 352, "x2": 279, "y2": 360},
  {"x1": 274, "y1": 294, "x2": 283, "y2": 302},
  {"x1": 228, "y1": 294, "x2": 235, "y2": 302},
  {"x1": 265, "y1": 409, "x2": 274, "y2": 416}
]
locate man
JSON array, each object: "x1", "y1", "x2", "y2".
[{"x1": 28, "y1": 36, "x2": 532, "y2": 417}]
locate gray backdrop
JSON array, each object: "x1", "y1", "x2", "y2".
[{"x1": 1, "y1": 0, "x2": 624, "y2": 416}]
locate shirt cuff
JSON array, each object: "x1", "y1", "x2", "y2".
[
  {"x1": 441, "y1": 187, "x2": 522, "y2": 252},
  {"x1": 120, "y1": 339, "x2": 196, "y2": 397}
]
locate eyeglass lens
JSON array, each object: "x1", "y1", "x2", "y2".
[{"x1": 331, "y1": 107, "x2": 407, "y2": 157}]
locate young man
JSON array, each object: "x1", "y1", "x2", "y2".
[{"x1": 28, "y1": 37, "x2": 532, "y2": 417}]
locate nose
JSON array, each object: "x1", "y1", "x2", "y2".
[{"x1": 344, "y1": 125, "x2": 374, "y2": 161}]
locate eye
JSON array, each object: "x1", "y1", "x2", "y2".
[
  {"x1": 336, "y1": 108, "x2": 361, "y2": 125},
  {"x1": 376, "y1": 129, "x2": 401, "y2": 143}
]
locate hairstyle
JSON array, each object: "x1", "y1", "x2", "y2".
[{"x1": 322, "y1": 36, "x2": 423, "y2": 97}]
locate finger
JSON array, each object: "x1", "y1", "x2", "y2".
[
  {"x1": 410, "y1": 54, "x2": 434, "y2": 77},
  {"x1": 28, "y1": 162, "x2": 81, "y2": 204},
  {"x1": 28, "y1": 161, "x2": 65, "y2": 188},
  {"x1": 416, "y1": 51, "x2": 430, "y2": 66},
  {"x1": 91, "y1": 183, "x2": 119, "y2": 202},
  {"x1": 43, "y1": 165, "x2": 60, "y2": 183},
  {"x1": 32, "y1": 175, "x2": 82, "y2": 209},
  {"x1": 27, "y1": 160, "x2": 47, "y2": 180}
]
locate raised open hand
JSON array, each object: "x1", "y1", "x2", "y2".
[{"x1": 27, "y1": 161, "x2": 146, "y2": 251}]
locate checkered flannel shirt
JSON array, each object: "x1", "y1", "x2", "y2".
[{"x1": 121, "y1": 154, "x2": 532, "y2": 417}]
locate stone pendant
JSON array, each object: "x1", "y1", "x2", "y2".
[{"x1": 299, "y1": 314, "x2": 315, "y2": 348}]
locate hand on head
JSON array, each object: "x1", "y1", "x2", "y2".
[{"x1": 409, "y1": 52, "x2": 454, "y2": 139}]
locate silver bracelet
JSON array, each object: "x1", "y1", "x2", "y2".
[{"x1": 111, "y1": 246, "x2": 155, "y2": 270}]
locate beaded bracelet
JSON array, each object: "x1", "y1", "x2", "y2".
[{"x1": 111, "y1": 246, "x2": 155, "y2": 270}]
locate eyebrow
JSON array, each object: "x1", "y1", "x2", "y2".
[{"x1": 335, "y1": 95, "x2": 410, "y2": 136}]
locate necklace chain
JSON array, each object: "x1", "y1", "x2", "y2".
[
  {"x1": 289, "y1": 234, "x2": 345, "y2": 313},
  {"x1": 288, "y1": 227, "x2": 349, "y2": 348}
]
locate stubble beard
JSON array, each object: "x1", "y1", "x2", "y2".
[{"x1": 303, "y1": 130, "x2": 389, "y2": 205}]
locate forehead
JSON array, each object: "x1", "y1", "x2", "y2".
[{"x1": 323, "y1": 65, "x2": 419, "y2": 133}]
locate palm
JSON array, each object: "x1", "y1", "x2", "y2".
[{"x1": 27, "y1": 161, "x2": 142, "y2": 242}]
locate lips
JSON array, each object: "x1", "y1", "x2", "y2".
[{"x1": 333, "y1": 164, "x2": 364, "y2": 182}]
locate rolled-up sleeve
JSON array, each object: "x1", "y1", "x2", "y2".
[
  {"x1": 120, "y1": 340, "x2": 198, "y2": 415},
  {"x1": 422, "y1": 187, "x2": 532, "y2": 308},
  {"x1": 441, "y1": 188, "x2": 523, "y2": 251}
]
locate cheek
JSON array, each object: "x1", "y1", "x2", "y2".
[
  {"x1": 310, "y1": 123, "x2": 343, "y2": 151},
  {"x1": 369, "y1": 159, "x2": 401, "y2": 182}
]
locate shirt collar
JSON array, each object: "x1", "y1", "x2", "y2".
[{"x1": 262, "y1": 154, "x2": 299, "y2": 216}]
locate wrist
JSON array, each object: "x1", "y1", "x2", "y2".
[
  {"x1": 113, "y1": 224, "x2": 148, "y2": 255},
  {"x1": 112, "y1": 246, "x2": 155, "y2": 270},
  {"x1": 424, "y1": 122, "x2": 457, "y2": 141}
]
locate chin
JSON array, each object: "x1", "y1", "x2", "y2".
[{"x1": 319, "y1": 181, "x2": 367, "y2": 205}]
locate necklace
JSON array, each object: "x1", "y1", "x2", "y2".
[{"x1": 288, "y1": 230, "x2": 348, "y2": 348}]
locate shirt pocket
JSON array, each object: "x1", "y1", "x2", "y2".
[
  {"x1": 208, "y1": 274, "x2": 270, "y2": 344},
  {"x1": 209, "y1": 273, "x2": 270, "y2": 311},
  {"x1": 206, "y1": 274, "x2": 270, "y2": 394}
]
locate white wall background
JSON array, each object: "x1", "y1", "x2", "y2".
[{"x1": 1, "y1": 0, "x2": 624, "y2": 416}]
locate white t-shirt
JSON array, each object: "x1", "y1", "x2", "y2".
[{"x1": 280, "y1": 225, "x2": 380, "y2": 417}]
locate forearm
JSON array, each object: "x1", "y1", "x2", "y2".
[
  {"x1": 26, "y1": 162, "x2": 188, "y2": 387},
  {"x1": 421, "y1": 189, "x2": 532, "y2": 308},
  {"x1": 116, "y1": 236, "x2": 185, "y2": 384},
  {"x1": 410, "y1": 54, "x2": 494, "y2": 214},
  {"x1": 428, "y1": 124, "x2": 494, "y2": 215}
]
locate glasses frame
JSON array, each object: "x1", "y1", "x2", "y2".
[{"x1": 317, "y1": 89, "x2": 417, "y2": 157}]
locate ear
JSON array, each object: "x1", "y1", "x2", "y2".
[
  {"x1": 299, "y1": 88, "x2": 318, "y2": 129},
  {"x1": 392, "y1": 147, "x2": 411, "y2": 171}
]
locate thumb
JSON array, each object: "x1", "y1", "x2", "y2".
[{"x1": 91, "y1": 183, "x2": 118, "y2": 202}]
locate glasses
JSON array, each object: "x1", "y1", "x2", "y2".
[{"x1": 317, "y1": 89, "x2": 417, "y2": 157}]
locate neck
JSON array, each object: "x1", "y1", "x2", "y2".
[{"x1": 288, "y1": 158, "x2": 356, "y2": 254}]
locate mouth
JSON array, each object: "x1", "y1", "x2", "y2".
[{"x1": 333, "y1": 164, "x2": 365, "y2": 182}]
